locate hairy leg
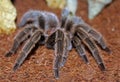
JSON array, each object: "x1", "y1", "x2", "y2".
[
  {"x1": 72, "y1": 36, "x2": 89, "y2": 64},
  {"x1": 76, "y1": 28, "x2": 106, "y2": 70},
  {"x1": 70, "y1": 15, "x2": 111, "y2": 53},
  {"x1": 5, "y1": 25, "x2": 34, "y2": 57},
  {"x1": 60, "y1": 33, "x2": 72, "y2": 67},
  {"x1": 13, "y1": 30, "x2": 42, "y2": 71},
  {"x1": 77, "y1": 23, "x2": 111, "y2": 54},
  {"x1": 53, "y1": 29, "x2": 64, "y2": 79}
]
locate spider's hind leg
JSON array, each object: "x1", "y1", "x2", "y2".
[
  {"x1": 5, "y1": 25, "x2": 34, "y2": 57},
  {"x1": 76, "y1": 28, "x2": 106, "y2": 71},
  {"x1": 88, "y1": 28, "x2": 111, "y2": 54},
  {"x1": 78, "y1": 23, "x2": 111, "y2": 54}
]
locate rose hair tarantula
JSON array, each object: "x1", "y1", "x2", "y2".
[{"x1": 5, "y1": 9, "x2": 111, "y2": 79}]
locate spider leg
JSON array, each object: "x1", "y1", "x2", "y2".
[
  {"x1": 5, "y1": 25, "x2": 34, "y2": 57},
  {"x1": 54, "y1": 29, "x2": 64, "y2": 79},
  {"x1": 76, "y1": 28, "x2": 106, "y2": 71},
  {"x1": 13, "y1": 30, "x2": 42, "y2": 71},
  {"x1": 60, "y1": 34, "x2": 72, "y2": 67},
  {"x1": 77, "y1": 23, "x2": 111, "y2": 54},
  {"x1": 88, "y1": 28, "x2": 111, "y2": 53},
  {"x1": 72, "y1": 36, "x2": 89, "y2": 64}
]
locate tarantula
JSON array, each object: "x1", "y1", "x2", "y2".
[{"x1": 5, "y1": 9, "x2": 111, "y2": 79}]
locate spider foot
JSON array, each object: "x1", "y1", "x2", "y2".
[
  {"x1": 82, "y1": 55, "x2": 89, "y2": 64},
  {"x1": 99, "y1": 63, "x2": 106, "y2": 71},
  {"x1": 54, "y1": 68, "x2": 59, "y2": 79},
  {"x1": 5, "y1": 51, "x2": 13, "y2": 57},
  {"x1": 104, "y1": 47, "x2": 112, "y2": 54},
  {"x1": 13, "y1": 63, "x2": 20, "y2": 71}
]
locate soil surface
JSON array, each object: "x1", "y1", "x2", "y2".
[{"x1": 0, "y1": 0, "x2": 120, "y2": 82}]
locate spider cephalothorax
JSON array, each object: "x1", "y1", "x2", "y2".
[{"x1": 5, "y1": 9, "x2": 111, "y2": 79}]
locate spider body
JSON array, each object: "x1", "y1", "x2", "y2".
[
  {"x1": 5, "y1": 9, "x2": 111, "y2": 79},
  {"x1": 18, "y1": 10, "x2": 59, "y2": 36}
]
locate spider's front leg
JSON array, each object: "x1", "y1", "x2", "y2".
[
  {"x1": 5, "y1": 25, "x2": 34, "y2": 57},
  {"x1": 13, "y1": 29, "x2": 43, "y2": 71},
  {"x1": 53, "y1": 29, "x2": 64, "y2": 79},
  {"x1": 60, "y1": 33, "x2": 72, "y2": 67}
]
